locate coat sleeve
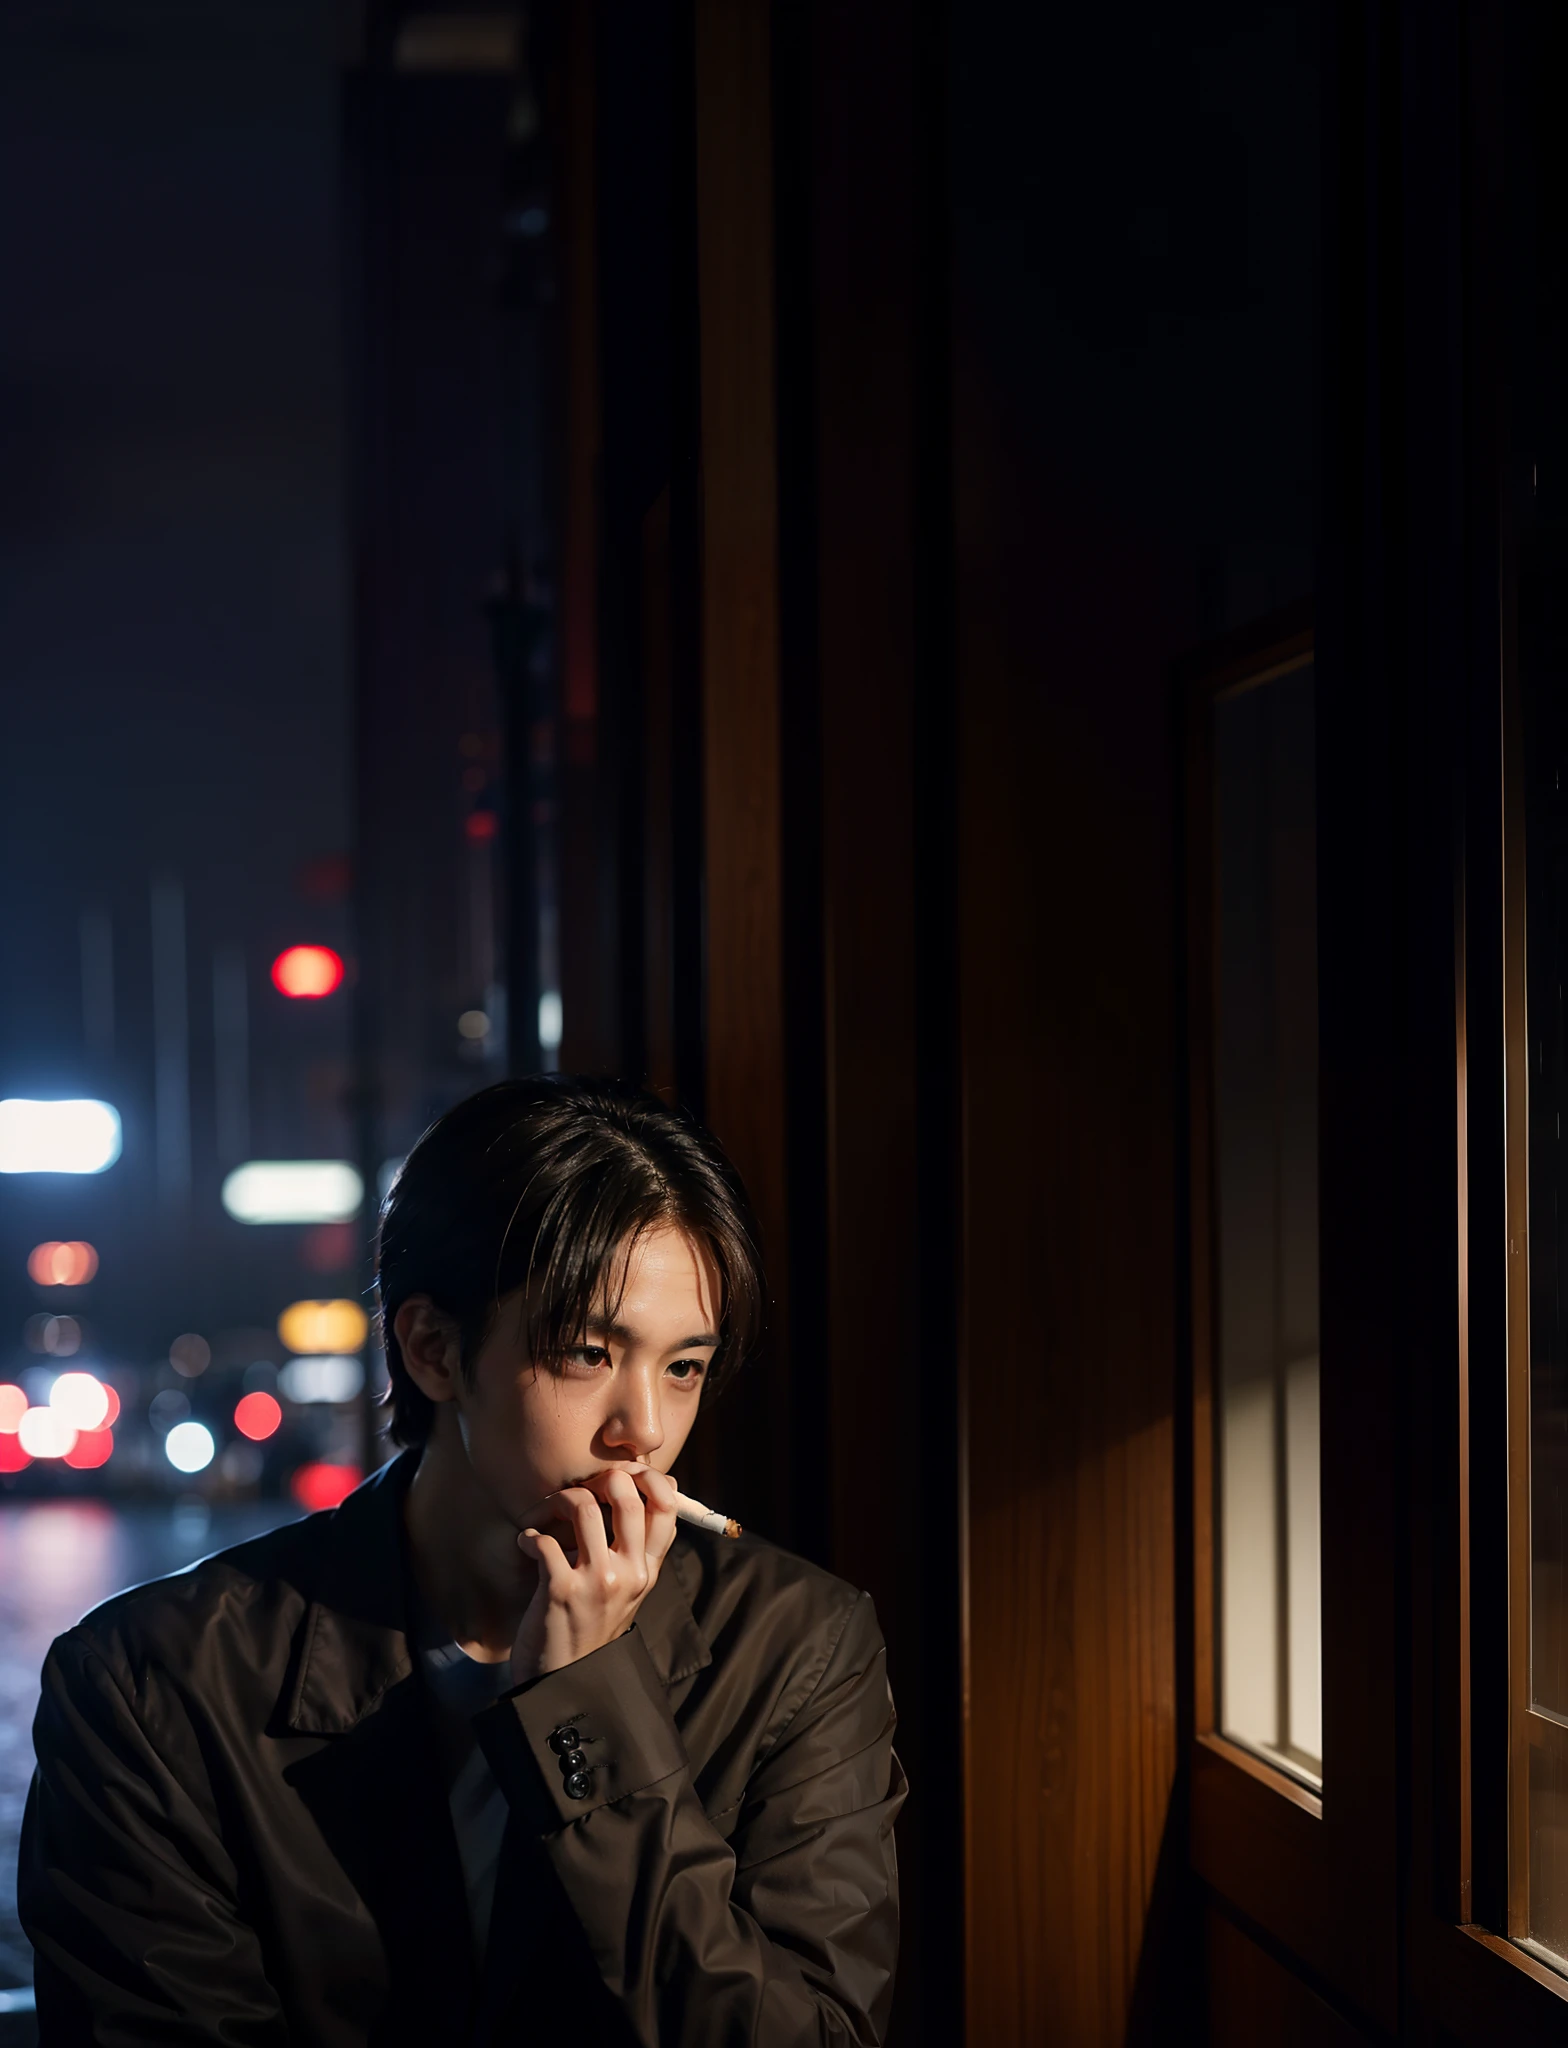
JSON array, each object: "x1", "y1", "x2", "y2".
[
  {"x1": 20, "y1": 1629, "x2": 290, "y2": 2047},
  {"x1": 473, "y1": 1589, "x2": 905, "y2": 2047}
]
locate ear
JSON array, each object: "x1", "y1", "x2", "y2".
[{"x1": 393, "y1": 1295, "x2": 464, "y2": 1407}]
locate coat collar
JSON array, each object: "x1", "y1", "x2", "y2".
[
  {"x1": 284, "y1": 1451, "x2": 418, "y2": 1735},
  {"x1": 284, "y1": 1449, "x2": 712, "y2": 1736}
]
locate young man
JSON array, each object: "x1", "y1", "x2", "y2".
[{"x1": 21, "y1": 1077, "x2": 904, "y2": 2044}]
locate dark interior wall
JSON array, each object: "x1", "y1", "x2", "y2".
[{"x1": 949, "y1": 4, "x2": 1319, "y2": 2040}]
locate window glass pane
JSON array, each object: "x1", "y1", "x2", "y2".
[{"x1": 1213, "y1": 658, "x2": 1321, "y2": 1786}]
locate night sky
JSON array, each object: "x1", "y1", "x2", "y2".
[{"x1": 0, "y1": 0, "x2": 353, "y2": 1367}]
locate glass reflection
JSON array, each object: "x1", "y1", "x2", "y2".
[{"x1": 1213, "y1": 657, "x2": 1322, "y2": 1786}]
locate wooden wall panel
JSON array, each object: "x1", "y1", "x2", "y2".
[
  {"x1": 955, "y1": 427, "x2": 1181, "y2": 2042},
  {"x1": 690, "y1": 0, "x2": 791, "y2": 1541},
  {"x1": 1206, "y1": 1910, "x2": 1376, "y2": 2048}
]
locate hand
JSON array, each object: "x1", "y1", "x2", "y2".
[{"x1": 509, "y1": 1464, "x2": 679, "y2": 1685}]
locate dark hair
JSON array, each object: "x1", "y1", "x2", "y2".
[{"x1": 373, "y1": 1076, "x2": 764, "y2": 1448}]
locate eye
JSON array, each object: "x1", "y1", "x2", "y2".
[
  {"x1": 665, "y1": 1357, "x2": 708, "y2": 1385},
  {"x1": 562, "y1": 1345, "x2": 610, "y2": 1374}
]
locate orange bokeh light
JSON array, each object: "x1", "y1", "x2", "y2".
[
  {"x1": 289, "y1": 1462, "x2": 362, "y2": 1512},
  {"x1": 234, "y1": 1391, "x2": 282, "y2": 1442},
  {"x1": 0, "y1": 1434, "x2": 29, "y2": 1473},
  {"x1": 64, "y1": 1428, "x2": 113, "y2": 1470},
  {"x1": 27, "y1": 1241, "x2": 99, "y2": 1287},
  {"x1": 271, "y1": 945, "x2": 345, "y2": 999},
  {"x1": 0, "y1": 1385, "x2": 26, "y2": 1433}
]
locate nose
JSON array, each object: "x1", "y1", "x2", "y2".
[{"x1": 600, "y1": 1365, "x2": 665, "y2": 1459}]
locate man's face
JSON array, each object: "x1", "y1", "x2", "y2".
[{"x1": 452, "y1": 1221, "x2": 721, "y2": 1531}]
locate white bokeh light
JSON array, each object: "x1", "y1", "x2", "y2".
[
  {"x1": 0, "y1": 1099, "x2": 122, "y2": 1175},
  {"x1": 221, "y1": 1161, "x2": 362, "y2": 1225},
  {"x1": 164, "y1": 1421, "x2": 216, "y2": 1474},
  {"x1": 49, "y1": 1372, "x2": 109, "y2": 1432},
  {"x1": 18, "y1": 1407, "x2": 77, "y2": 1459},
  {"x1": 538, "y1": 990, "x2": 563, "y2": 1053},
  {"x1": 278, "y1": 1355, "x2": 365, "y2": 1405}
]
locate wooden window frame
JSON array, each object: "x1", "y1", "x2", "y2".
[
  {"x1": 1183, "y1": 600, "x2": 1400, "y2": 2032},
  {"x1": 1406, "y1": 619, "x2": 1568, "y2": 2048},
  {"x1": 1500, "y1": 566, "x2": 1568, "y2": 1968}
]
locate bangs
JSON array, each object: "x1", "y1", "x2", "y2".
[
  {"x1": 507, "y1": 1169, "x2": 752, "y2": 1369},
  {"x1": 374, "y1": 1077, "x2": 766, "y2": 1446}
]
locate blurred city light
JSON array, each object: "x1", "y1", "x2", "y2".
[
  {"x1": 99, "y1": 1383, "x2": 121, "y2": 1428},
  {"x1": 465, "y1": 810, "x2": 497, "y2": 842},
  {"x1": 27, "y1": 1240, "x2": 99, "y2": 1286},
  {"x1": 148, "y1": 1389, "x2": 191, "y2": 1435},
  {"x1": 0, "y1": 1436, "x2": 29, "y2": 1473},
  {"x1": 49, "y1": 1372, "x2": 109, "y2": 1431},
  {"x1": 234, "y1": 1390, "x2": 282, "y2": 1441},
  {"x1": 0, "y1": 1098, "x2": 122, "y2": 1174},
  {"x1": 0, "y1": 1385, "x2": 26, "y2": 1432},
  {"x1": 539, "y1": 990, "x2": 563, "y2": 1052},
  {"x1": 279, "y1": 1355, "x2": 364, "y2": 1405},
  {"x1": 25, "y1": 1314, "x2": 82, "y2": 1357},
  {"x1": 458, "y1": 1009, "x2": 490, "y2": 1040},
  {"x1": 165, "y1": 1421, "x2": 216, "y2": 1474},
  {"x1": 18, "y1": 1408, "x2": 77, "y2": 1459},
  {"x1": 170, "y1": 1333, "x2": 211, "y2": 1376},
  {"x1": 64, "y1": 1428, "x2": 113, "y2": 1470},
  {"x1": 270, "y1": 945, "x2": 344, "y2": 998},
  {"x1": 278, "y1": 1298, "x2": 368, "y2": 1355},
  {"x1": 290, "y1": 1462, "x2": 362, "y2": 1511},
  {"x1": 301, "y1": 1221, "x2": 357, "y2": 1272},
  {"x1": 222, "y1": 1160, "x2": 363, "y2": 1224}
]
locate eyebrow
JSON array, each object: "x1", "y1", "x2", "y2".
[{"x1": 584, "y1": 1319, "x2": 722, "y2": 1350}]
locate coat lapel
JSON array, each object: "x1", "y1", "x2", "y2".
[{"x1": 279, "y1": 1453, "x2": 479, "y2": 2038}]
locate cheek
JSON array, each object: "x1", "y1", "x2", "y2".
[
  {"x1": 657, "y1": 1387, "x2": 703, "y2": 1460},
  {"x1": 509, "y1": 1368, "x2": 600, "y2": 1446}
]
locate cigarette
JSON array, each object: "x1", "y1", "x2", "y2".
[
  {"x1": 564, "y1": 1471, "x2": 742, "y2": 1539},
  {"x1": 674, "y1": 1492, "x2": 742, "y2": 1539}
]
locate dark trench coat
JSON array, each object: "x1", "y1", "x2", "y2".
[{"x1": 19, "y1": 1452, "x2": 905, "y2": 2044}]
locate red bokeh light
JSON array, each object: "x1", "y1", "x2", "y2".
[
  {"x1": 301, "y1": 1221, "x2": 357, "y2": 1273},
  {"x1": 0, "y1": 1385, "x2": 25, "y2": 1433},
  {"x1": 98, "y1": 1384, "x2": 121, "y2": 1429},
  {"x1": 465, "y1": 810, "x2": 498, "y2": 842},
  {"x1": 27, "y1": 1240, "x2": 99, "y2": 1287},
  {"x1": 289, "y1": 1462, "x2": 362, "y2": 1512},
  {"x1": 0, "y1": 1434, "x2": 30, "y2": 1472},
  {"x1": 271, "y1": 945, "x2": 345, "y2": 999},
  {"x1": 235, "y1": 1391, "x2": 283, "y2": 1442},
  {"x1": 64, "y1": 1428, "x2": 114, "y2": 1470}
]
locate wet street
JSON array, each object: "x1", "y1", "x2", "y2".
[{"x1": 0, "y1": 1498, "x2": 298, "y2": 1991}]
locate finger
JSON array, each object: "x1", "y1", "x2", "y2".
[
  {"x1": 601, "y1": 1469, "x2": 649, "y2": 1581},
  {"x1": 518, "y1": 1527, "x2": 575, "y2": 1587},
  {"x1": 633, "y1": 1467, "x2": 679, "y2": 1563},
  {"x1": 551, "y1": 1486, "x2": 609, "y2": 1570}
]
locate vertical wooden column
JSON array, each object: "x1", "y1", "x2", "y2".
[
  {"x1": 689, "y1": 0, "x2": 792, "y2": 1540},
  {"x1": 781, "y1": 5, "x2": 963, "y2": 2039}
]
